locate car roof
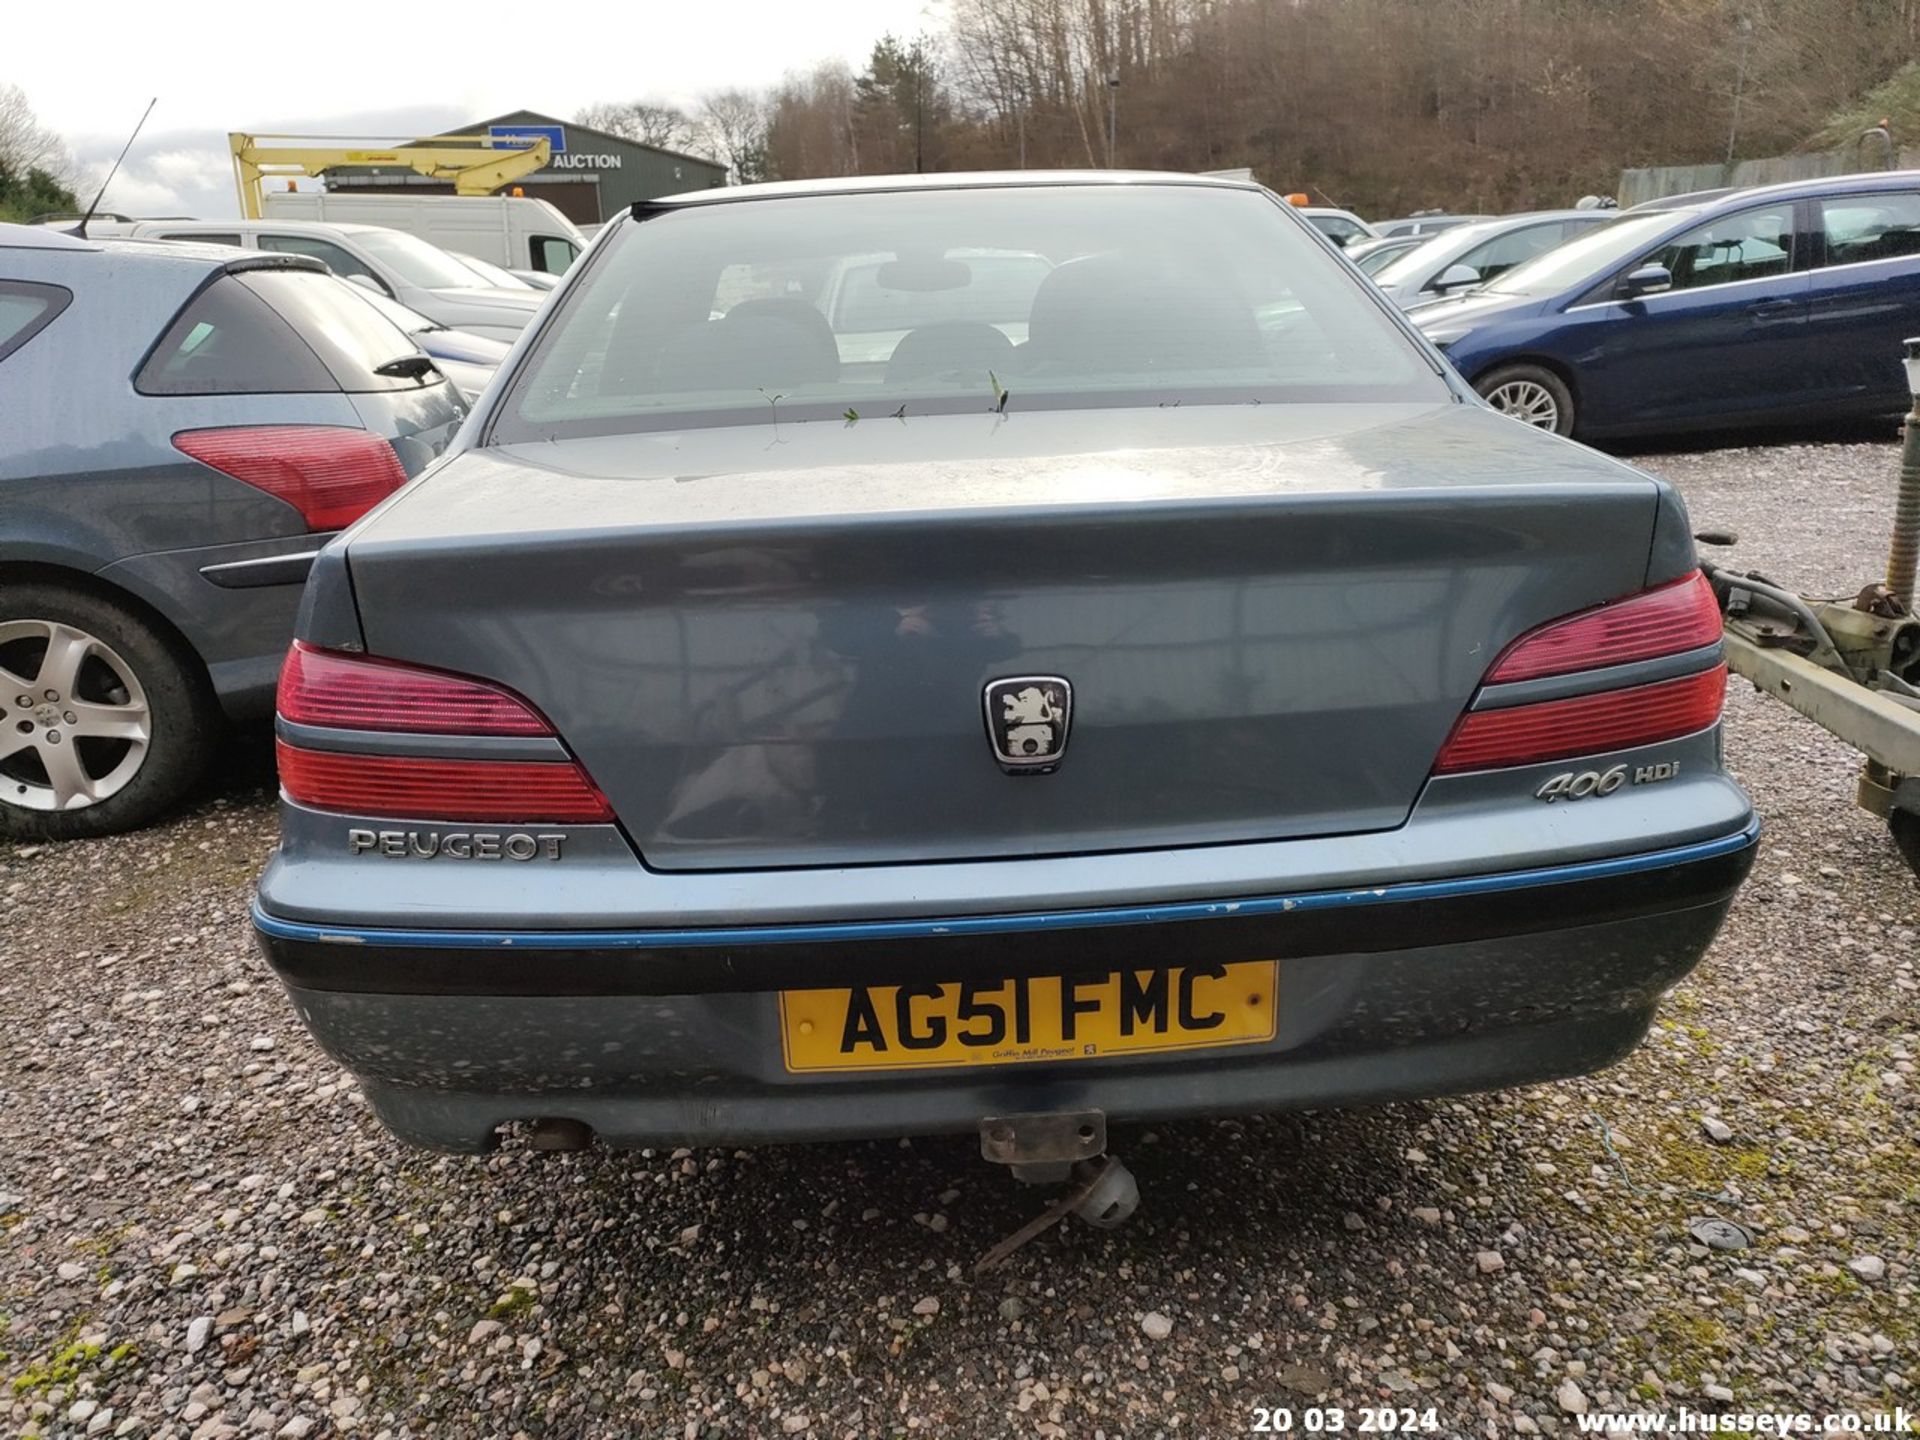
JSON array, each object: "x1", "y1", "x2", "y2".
[
  {"x1": 1426, "y1": 208, "x2": 1616, "y2": 238},
  {"x1": 1500, "y1": 208, "x2": 1615, "y2": 221},
  {"x1": 1373, "y1": 211, "x2": 1616, "y2": 270},
  {"x1": 1621, "y1": 187, "x2": 1738, "y2": 214},
  {"x1": 135, "y1": 217, "x2": 392, "y2": 236},
  {"x1": 0, "y1": 225, "x2": 231, "y2": 272},
  {"x1": 0, "y1": 221, "x2": 99, "y2": 251},
  {"x1": 82, "y1": 236, "x2": 326, "y2": 271},
  {"x1": 0, "y1": 225, "x2": 328, "y2": 282},
  {"x1": 1625, "y1": 168, "x2": 1920, "y2": 216},
  {"x1": 104, "y1": 235, "x2": 303, "y2": 266},
  {"x1": 651, "y1": 170, "x2": 1262, "y2": 209}
]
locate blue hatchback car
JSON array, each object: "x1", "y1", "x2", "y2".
[{"x1": 1411, "y1": 171, "x2": 1920, "y2": 438}]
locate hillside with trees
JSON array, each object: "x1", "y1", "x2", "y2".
[{"x1": 588, "y1": 0, "x2": 1920, "y2": 214}]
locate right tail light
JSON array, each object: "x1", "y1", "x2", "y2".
[{"x1": 1484, "y1": 571, "x2": 1723, "y2": 682}]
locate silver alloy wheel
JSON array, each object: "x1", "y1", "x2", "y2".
[
  {"x1": 0, "y1": 619, "x2": 152, "y2": 812},
  {"x1": 1484, "y1": 379, "x2": 1562, "y2": 430}
]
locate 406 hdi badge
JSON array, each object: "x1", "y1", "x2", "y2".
[{"x1": 1535, "y1": 760, "x2": 1681, "y2": 802}]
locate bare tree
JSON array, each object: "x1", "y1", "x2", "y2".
[
  {"x1": 765, "y1": 62, "x2": 858, "y2": 181},
  {"x1": 0, "y1": 84, "x2": 75, "y2": 185},
  {"x1": 575, "y1": 100, "x2": 696, "y2": 152},
  {"x1": 697, "y1": 88, "x2": 770, "y2": 184}
]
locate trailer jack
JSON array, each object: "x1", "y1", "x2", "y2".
[{"x1": 1701, "y1": 338, "x2": 1920, "y2": 879}]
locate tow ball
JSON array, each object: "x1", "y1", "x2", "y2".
[
  {"x1": 1700, "y1": 337, "x2": 1920, "y2": 879},
  {"x1": 973, "y1": 1109, "x2": 1140, "y2": 1271}
]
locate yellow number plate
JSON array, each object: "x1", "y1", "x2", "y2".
[{"x1": 778, "y1": 962, "x2": 1278, "y2": 1074}]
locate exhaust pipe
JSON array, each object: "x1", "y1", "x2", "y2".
[{"x1": 528, "y1": 1117, "x2": 594, "y2": 1152}]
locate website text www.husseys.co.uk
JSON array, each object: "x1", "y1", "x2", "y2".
[{"x1": 1573, "y1": 1410, "x2": 1916, "y2": 1435}]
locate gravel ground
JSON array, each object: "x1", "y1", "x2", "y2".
[{"x1": 2, "y1": 436, "x2": 1915, "y2": 1440}]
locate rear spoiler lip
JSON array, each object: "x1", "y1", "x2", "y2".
[{"x1": 218, "y1": 252, "x2": 328, "y2": 276}]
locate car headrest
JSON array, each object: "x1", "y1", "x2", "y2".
[
  {"x1": 654, "y1": 299, "x2": 840, "y2": 395},
  {"x1": 885, "y1": 321, "x2": 1016, "y2": 388},
  {"x1": 1024, "y1": 253, "x2": 1265, "y2": 377},
  {"x1": 725, "y1": 297, "x2": 840, "y2": 367}
]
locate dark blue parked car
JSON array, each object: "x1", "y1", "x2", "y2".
[{"x1": 1410, "y1": 171, "x2": 1920, "y2": 438}]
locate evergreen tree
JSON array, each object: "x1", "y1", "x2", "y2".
[
  {"x1": 0, "y1": 161, "x2": 78, "y2": 223},
  {"x1": 853, "y1": 36, "x2": 950, "y2": 174}
]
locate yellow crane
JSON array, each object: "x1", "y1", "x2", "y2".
[{"x1": 228, "y1": 131, "x2": 552, "y2": 219}]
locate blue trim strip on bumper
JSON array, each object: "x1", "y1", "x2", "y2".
[{"x1": 253, "y1": 819, "x2": 1759, "y2": 952}]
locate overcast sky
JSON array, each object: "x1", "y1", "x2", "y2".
[{"x1": 12, "y1": 0, "x2": 942, "y2": 217}]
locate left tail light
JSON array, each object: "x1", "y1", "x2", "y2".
[
  {"x1": 173, "y1": 426, "x2": 408, "y2": 531},
  {"x1": 275, "y1": 742, "x2": 612, "y2": 823},
  {"x1": 275, "y1": 643, "x2": 612, "y2": 823},
  {"x1": 278, "y1": 642, "x2": 552, "y2": 735}
]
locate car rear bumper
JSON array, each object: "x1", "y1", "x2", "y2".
[{"x1": 254, "y1": 821, "x2": 1757, "y2": 1152}]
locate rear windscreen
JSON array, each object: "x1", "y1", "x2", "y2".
[
  {"x1": 493, "y1": 184, "x2": 1444, "y2": 441},
  {"x1": 137, "y1": 270, "x2": 441, "y2": 396},
  {"x1": 242, "y1": 270, "x2": 441, "y2": 392}
]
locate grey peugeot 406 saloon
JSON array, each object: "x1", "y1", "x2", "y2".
[{"x1": 252, "y1": 173, "x2": 1756, "y2": 1158}]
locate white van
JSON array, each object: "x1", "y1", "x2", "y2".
[{"x1": 259, "y1": 192, "x2": 586, "y2": 275}]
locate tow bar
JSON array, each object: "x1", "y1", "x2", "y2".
[
  {"x1": 1700, "y1": 337, "x2": 1920, "y2": 879},
  {"x1": 973, "y1": 1110, "x2": 1140, "y2": 1271}
]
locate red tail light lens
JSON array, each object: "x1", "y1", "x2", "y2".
[
  {"x1": 1486, "y1": 572, "x2": 1722, "y2": 683},
  {"x1": 278, "y1": 642, "x2": 551, "y2": 736},
  {"x1": 274, "y1": 645, "x2": 610, "y2": 823},
  {"x1": 1434, "y1": 666, "x2": 1726, "y2": 774},
  {"x1": 174, "y1": 425, "x2": 408, "y2": 531},
  {"x1": 277, "y1": 741, "x2": 613, "y2": 823}
]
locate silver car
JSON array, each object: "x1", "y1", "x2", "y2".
[
  {"x1": 1369, "y1": 210, "x2": 1618, "y2": 308},
  {"x1": 254, "y1": 173, "x2": 1754, "y2": 1158},
  {"x1": 123, "y1": 220, "x2": 544, "y2": 341},
  {"x1": 346, "y1": 288, "x2": 510, "y2": 401}
]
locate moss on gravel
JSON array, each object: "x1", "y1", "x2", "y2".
[{"x1": 5, "y1": 1329, "x2": 135, "y2": 1397}]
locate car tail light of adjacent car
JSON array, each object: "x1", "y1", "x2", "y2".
[
  {"x1": 1433, "y1": 571, "x2": 1726, "y2": 775},
  {"x1": 173, "y1": 425, "x2": 408, "y2": 532},
  {"x1": 275, "y1": 644, "x2": 612, "y2": 823}
]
